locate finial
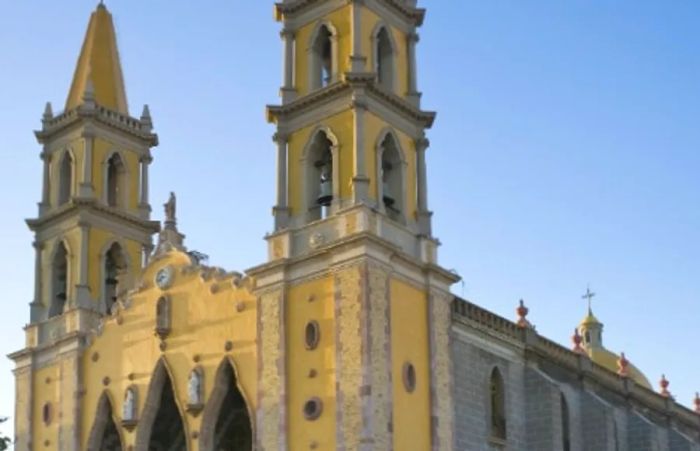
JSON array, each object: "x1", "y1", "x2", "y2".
[
  {"x1": 42, "y1": 102, "x2": 54, "y2": 124},
  {"x1": 582, "y1": 285, "x2": 596, "y2": 315},
  {"x1": 659, "y1": 374, "x2": 671, "y2": 398},
  {"x1": 572, "y1": 328, "x2": 585, "y2": 354},
  {"x1": 140, "y1": 105, "x2": 153, "y2": 131},
  {"x1": 516, "y1": 299, "x2": 532, "y2": 329},
  {"x1": 617, "y1": 352, "x2": 629, "y2": 377},
  {"x1": 694, "y1": 393, "x2": 700, "y2": 414}
]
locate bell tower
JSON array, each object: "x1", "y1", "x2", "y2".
[
  {"x1": 255, "y1": 1, "x2": 459, "y2": 449},
  {"x1": 28, "y1": 3, "x2": 159, "y2": 325}
]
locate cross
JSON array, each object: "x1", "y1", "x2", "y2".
[{"x1": 582, "y1": 286, "x2": 596, "y2": 313}]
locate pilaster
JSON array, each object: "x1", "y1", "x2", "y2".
[
  {"x1": 352, "y1": 98, "x2": 371, "y2": 205},
  {"x1": 281, "y1": 28, "x2": 297, "y2": 103},
  {"x1": 407, "y1": 31, "x2": 422, "y2": 107},
  {"x1": 79, "y1": 128, "x2": 95, "y2": 198},
  {"x1": 75, "y1": 223, "x2": 92, "y2": 310},
  {"x1": 273, "y1": 132, "x2": 291, "y2": 231},
  {"x1": 428, "y1": 288, "x2": 455, "y2": 451},
  {"x1": 349, "y1": 0, "x2": 368, "y2": 72}
]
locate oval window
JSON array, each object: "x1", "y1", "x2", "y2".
[{"x1": 304, "y1": 320, "x2": 321, "y2": 350}]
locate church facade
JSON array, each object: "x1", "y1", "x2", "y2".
[{"x1": 9, "y1": 1, "x2": 700, "y2": 450}]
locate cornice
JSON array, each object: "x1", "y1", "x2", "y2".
[
  {"x1": 35, "y1": 104, "x2": 158, "y2": 147},
  {"x1": 275, "y1": 0, "x2": 425, "y2": 27},
  {"x1": 267, "y1": 75, "x2": 435, "y2": 129},
  {"x1": 26, "y1": 199, "x2": 160, "y2": 234}
]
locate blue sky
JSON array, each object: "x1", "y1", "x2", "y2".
[{"x1": 0, "y1": 0, "x2": 698, "y2": 440}]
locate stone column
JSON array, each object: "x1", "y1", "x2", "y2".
[
  {"x1": 407, "y1": 32, "x2": 421, "y2": 106},
  {"x1": 75, "y1": 223, "x2": 92, "y2": 310},
  {"x1": 352, "y1": 99, "x2": 370, "y2": 205},
  {"x1": 79, "y1": 129, "x2": 95, "y2": 197},
  {"x1": 273, "y1": 132, "x2": 290, "y2": 230},
  {"x1": 139, "y1": 155, "x2": 152, "y2": 218},
  {"x1": 30, "y1": 241, "x2": 44, "y2": 322},
  {"x1": 349, "y1": 0, "x2": 366, "y2": 72},
  {"x1": 39, "y1": 149, "x2": 50, "y2": 215},
  {"x1": 416, "y1": 136, "x2": 432, "y2": 235},
  {"x1": 281, "y1": 29, "x2": 296, "y2": 103}
]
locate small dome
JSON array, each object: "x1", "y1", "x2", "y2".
[
  {"x1": 587, "y1": 347, "x2": 652, "y2": 389},
  {"x1": 579, "y1": 310, "x2": 601, "y2": 327}
]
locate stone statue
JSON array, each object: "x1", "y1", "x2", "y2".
[
  {"x1": 123, "y1": 387, "x2": 135, "y2": 421},
  {"x1": 188, "y1": 369, "x2": 202, "y2": 405},
  {"x1": 164, "y1": 192, "x2": 176, "y2": 223}
]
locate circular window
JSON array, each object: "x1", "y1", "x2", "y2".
[
  {"x1": 303, "y1": 397, "x2": 323, "y2": 421},
  {"x1": 304, "y1": 320, "x2": 321, "y2": 350},
  {"x1": 42, "y1": 402, "x2": 52, "y2": 425},
  {"x1": 402, "y1": 362, "x2": 417, "y2": 393}
]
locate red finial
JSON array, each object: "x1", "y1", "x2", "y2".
[
  {"x1": 659, "y1": 374, "x2": 671, "y2": 398},
  {"x1": 617, "y1": 352, "x2": 629, "y2": 377},
  {"x1": 516, "y1": 299, "x2": 531, "y2": 329},
  {"x1": 694, "y1": 393, "x2": 700, "y2": 414},
  {"x1": 572, "y1": 328, "x2": 585, "y2": 354}
]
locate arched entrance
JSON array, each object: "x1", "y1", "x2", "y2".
[
  {"x1": 134, "y1": 359, "x2": 187, "y2": 451},
  {"x1": 199, "y1": 358, "x2": 253, "y2": 451},
  {"x1": 86, "y1": 393, "x2": 123, "y2": 451}
]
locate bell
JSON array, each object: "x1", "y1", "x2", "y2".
[
  {"x1": 105, "y1": 277, "x2": 118, "y2": 286},
  {"x1": 382, "y1": 180, "x2": 395, "y2": 207},
  {"x1": 317, "y1": 177, "x2": 333, "y2": 207}
]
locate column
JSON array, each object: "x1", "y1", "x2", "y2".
[
  {"x1": 75, "y1": 223, "x2": 92, "y2": 309},
  {"x1": 349, "y1": 0, "x2": 366, "y2": 72},
  {"x1": 39, "y1": 149, "x2": 50, "y2": 215},
  {"x1": 352, "y1": 99, "x2": 370, "y2": 204},
  {"x1": 30, "y1": 241, "x2": 44, "y2": 322},
  {"x1": 79, "y1": 129, "x2": 95, "y2": 197},
  {"x1": 280, "y1": 29, "x2": 296, "y2": 103},
  {"x1": 407, "y1": 32, "x2": 421, "y2": 106},
  {"x1": 273, "y1": 132, "x2": 290, "y2": 230},
  {"x1": 139, "y1": 155, "x2": 152, "y2": 218},
  {"x1": 416, "y1": 136, "x2": 432, "y2": 235}
]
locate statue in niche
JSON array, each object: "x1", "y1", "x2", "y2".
[
  {"x1": 123, "y1": 387, "x2": 136, "y2": 422},
  {"x1": 188, "y1": 368, "x2": 202, "y2": 406}
]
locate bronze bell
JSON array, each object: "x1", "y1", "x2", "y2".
[
  {"x1": 316, "y1": 159, "x2": 333, "y2": 207},
  {"x1": 382, "y1": 180, "x2": 395, "y2": 207}
]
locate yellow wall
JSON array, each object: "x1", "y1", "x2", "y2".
[
  {"x1": 286, "y1": 276, "x2": 337, "y2": 449},
  {"x1": 32, "y1": 364, "x2": 60, "y2": 448},
  {"x1": 79, "y1": 250, "x2": 258, "y2": 449},
  {"x1": 390, "y1": 278, "x2": 431, "y2": 450}
]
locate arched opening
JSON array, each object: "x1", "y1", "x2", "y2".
[
  {"x1": 49, "y1": 241, "x2": 69, "y2": 318},
  {"x1": 86, "y1": 393, "x2": 123, "y2": 451},
  {"x1": 489, "y1": 368, "x2": 506, "y2": 440},
  {"x1": 155, "y1": 296, "x2": 171, "y2": 339},
  {"x1": 57, "y1": 151, "x2": 73, "y2": 206},
  {"x1": 375, "y1": 26, "x2": 395, "y2": 91},
  {"x1": 103, "y1": 242, "x2": 127, "y2": 314},
  {"x1": 200, "y1": 359, "x2": 253, "y2": 451},
  {"x1": 106, "y1": 153, "x2": 126, "y2": 208},
  {"x1": 148, "y1": 371, "x2": 186, "y2": 450},
  {"x1": 306, "y1": 130, "x2": 335, "y2": 221},
  {"x1": 310, "y1": 24, "x2": 334, "y2": 90},
  {"x1": 378, "y1": 132, "x2": 404, "y2": 222},
  {"x1": 561, "y1": 393, "x2": 571, "y2": 451}
]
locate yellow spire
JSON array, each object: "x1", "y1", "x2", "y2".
[{"x1": 65, "y1": 3, "x2": 128, "y2": 114}]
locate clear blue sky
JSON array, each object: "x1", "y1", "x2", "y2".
[{"x1": 0, "y1": 0, "x2": 698, "y2": 439}]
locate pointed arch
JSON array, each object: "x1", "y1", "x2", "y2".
[
  {"x1": 375, "y1": 128, "x2": 407, "y2": 223},
  {"x1": 307, "y1": 21, "x2": 338, "y2": 90},
  {"x1": 48, "y1": 238, "x2": 71, "y2": 318},
  {"x1": 489, "y1": 367, "x2": 506, "y2": 440},
  {"x1": 102, "y1": 150, "x2": 129, "y2": 208},
  {"x1": 371, "y1": 22, "x2": 398, "y2": 92},
  {"x1": 301, "y1": 126, "x2": 341, "y2": 222},
  {"x1": 57, "y1": 149, "x2": 75, "y2": 206},
  {"x1": 199, "y1": 357, "x2": 254, "y2": 451},
  {"x1": 134, "y1": 358, "x2": 188, "y2": 451},
  {"x1": 86, "y1": 391, "x2": 124, "y2": 451},
  {"x1": 99, "y1": 239, "x2": 131, "y2": 314},
  {"x1": 561, "y1": 392, "x2": 571, "y2": 451}
]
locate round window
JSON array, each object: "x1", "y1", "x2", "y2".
[{"x1": 303, "y1": 397, "x2": 323, "y2": 421}]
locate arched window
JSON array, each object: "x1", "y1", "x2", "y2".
[
  {"x1": 305, "y1": 130, "x2": 335, "y2": 221},
  {"x1": 49, "y1": 241, "x2": 69, "y2": 318},
  {"x1": 490, "y1": 368, "x2": 506, "y2": 440},
  {"x1": 155, "y1": 296, "x2": 171, "y2": 339},
  {"x1": 57, "y1": 152, "x2": 73, "y2": 206},
  {"x1": 106, "y1": 153, "x2": 126, "y2": 208},
  {"x1": 561, "y1": 393, "x2": 571, "y2": 451},
  {"x1": 375, "y1": 26, "x2": 395, "y2": 91},
  {"x1": 104, "y1": 242, "x2": 127, "y2": 314},
  {"x1": 378, "y1": 132, "x2": 404, "y2": 222},
  {"x1": 310, "y1": 24, "x2": 335, "y2": 90}
]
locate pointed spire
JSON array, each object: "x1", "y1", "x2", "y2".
[
  {"x1": 140, "y1": 104, "x2": 153, "y2": 131},
  {"x1": 42, "y1": 102, "x2": 54, "y2": 124},
  {"x1": 65, "y1": 3, "x2": 128, "y2": 114}
]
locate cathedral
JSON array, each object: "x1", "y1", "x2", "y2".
[{"x1": 10, "y1": 1, "x2": 700, "y2": 450}]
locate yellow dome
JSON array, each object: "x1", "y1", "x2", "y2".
[
  {"x1": 580, "y1": 310, "x2": 601, "y2": 327},
  {"x1": 587, "y1": 347, "x2": 652, "y2": 389}
]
